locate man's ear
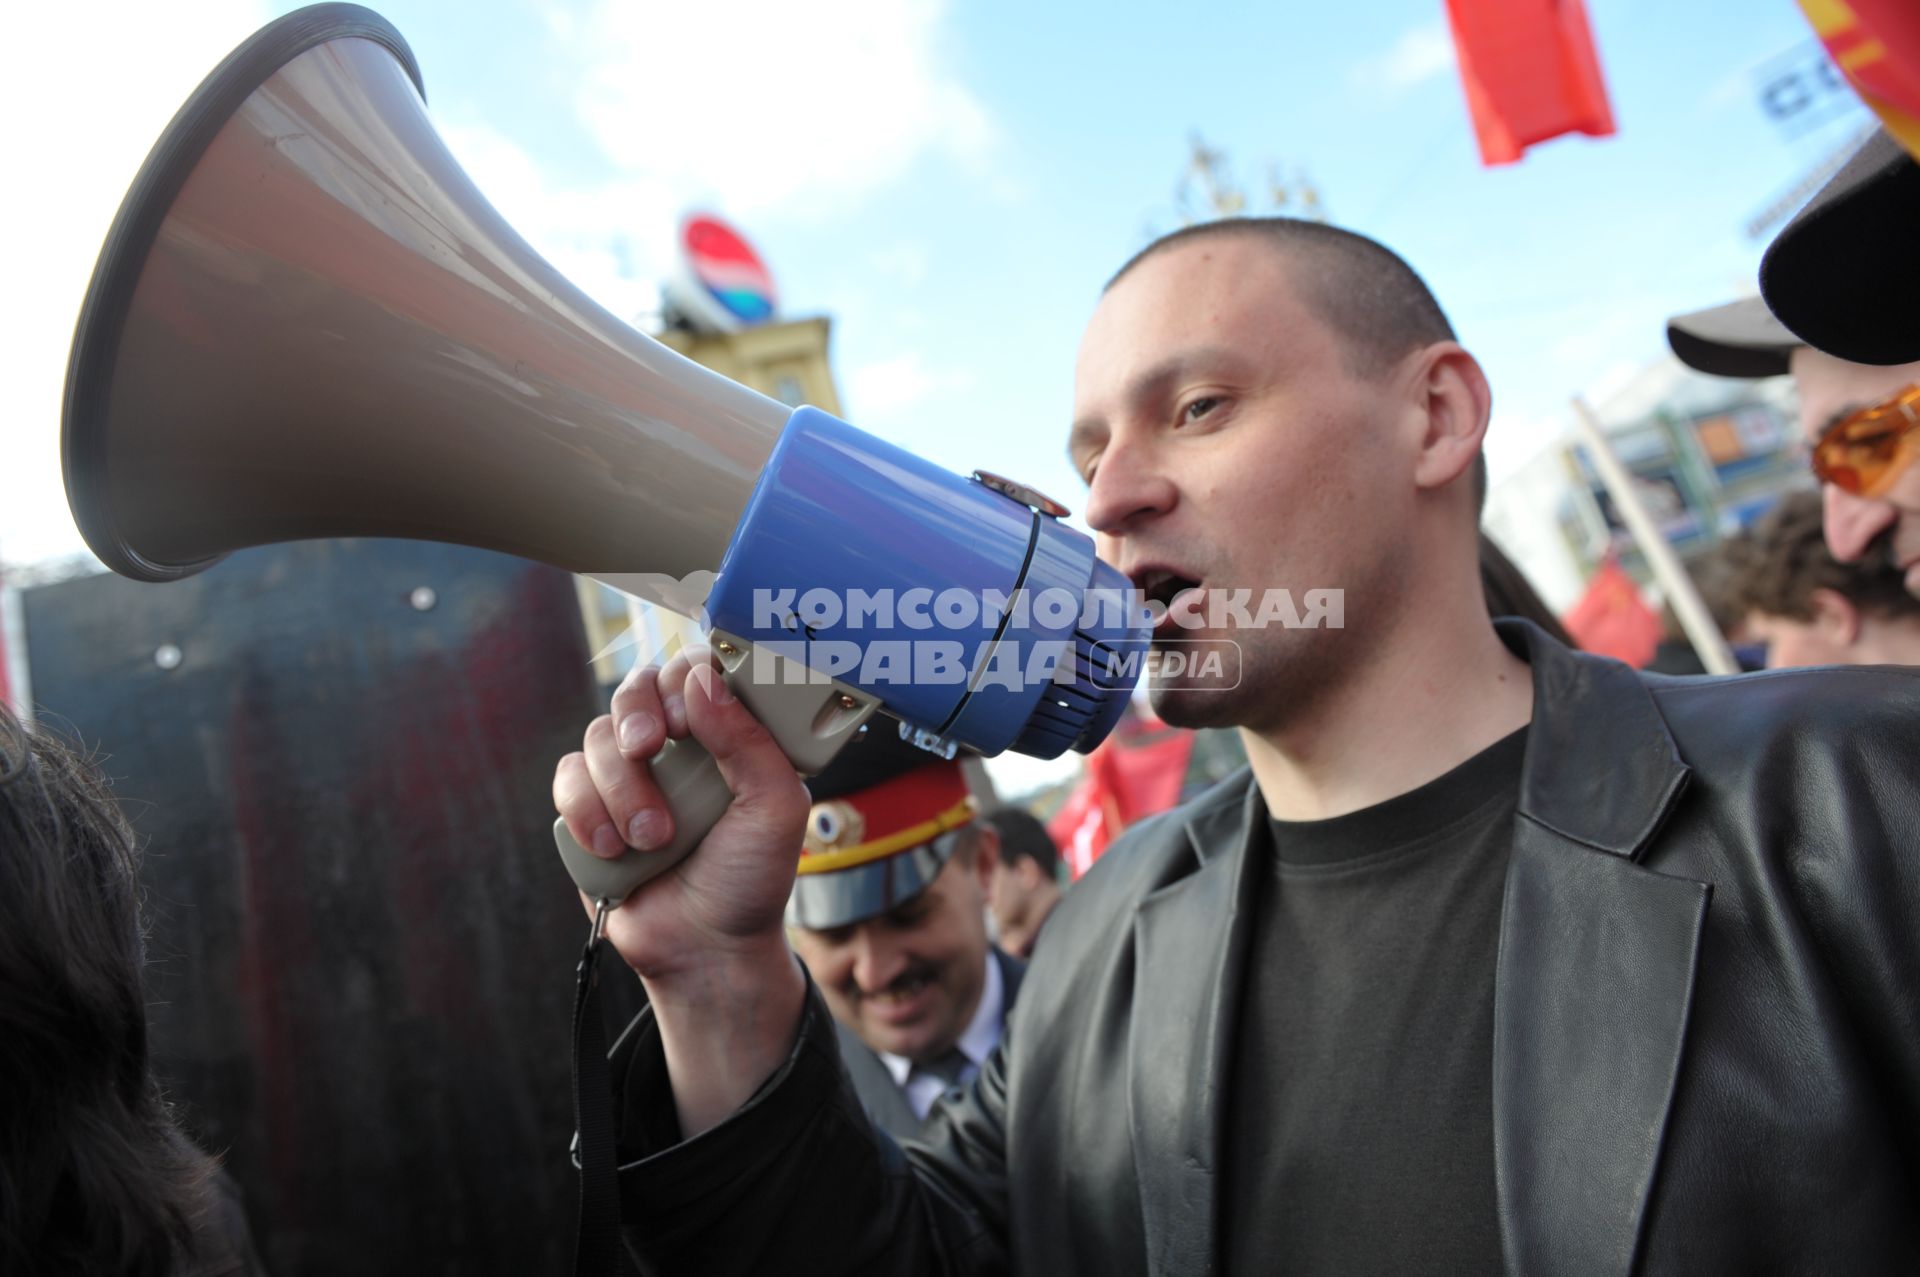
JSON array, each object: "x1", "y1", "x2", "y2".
[
  {"x1": 1806, "y1": 587, "x2": 1863, "y2": 646},
  {"x1": 1409, "y1": 342, "x2": 1493, "y2": 494},
  {"x1": 971, "y1": 825, "x2": 1001, "y2": 892}
]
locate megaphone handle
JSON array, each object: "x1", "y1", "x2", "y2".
[
  {"x1": 551, "y1": 734, "x2": 737, "y2": 903},
  {"x1": 551, "y1": 633, "x2": 881, "y2": 904}
]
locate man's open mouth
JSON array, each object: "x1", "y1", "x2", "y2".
[{"x1": 1133, "y1": 569, "x2": 1205, "y2": 631}]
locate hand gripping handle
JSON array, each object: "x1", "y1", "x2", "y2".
[{"x1": 552, "y1": 633, "x2": 881, "y2": 904}]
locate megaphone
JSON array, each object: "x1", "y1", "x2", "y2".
[{"x1": 63, "y1": 3, "x2": 1148, "y2": 904}]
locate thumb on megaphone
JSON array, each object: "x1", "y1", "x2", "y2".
[{"x1": 555, "y1": 645, "x2": 811, "y2": 978}]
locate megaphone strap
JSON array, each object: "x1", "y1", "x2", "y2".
[{"x1": 570, "y1": 899, "x2": 621, "y2": 1276}]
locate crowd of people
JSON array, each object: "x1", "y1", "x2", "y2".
[{"x1": 7, "y1": 99, "x2": 1919, "y2": 1277}]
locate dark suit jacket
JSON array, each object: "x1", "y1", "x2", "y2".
[
  {"x1": 834, "y1": 946, "x2": 1025, "y2": 1140},
  {"x1": 605, "y1": 622, "x2": 1920, "y2": 1275}
]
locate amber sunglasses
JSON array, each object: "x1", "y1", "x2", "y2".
[{"x1": 1811, "y1": 384, "x2": 1920, "y2": 498}]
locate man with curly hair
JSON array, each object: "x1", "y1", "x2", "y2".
[{"x1": 1720, "y1": 489, "x2": 1920, "y2": 669}]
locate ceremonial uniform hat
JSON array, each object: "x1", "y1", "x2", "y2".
[{"x1": 787, "y1": 729, "x2": 980, "y2": 932}]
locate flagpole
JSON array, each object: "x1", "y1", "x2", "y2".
[
  {"x1": 0, "y1": 576, "x2": 30, "y2": 720},
  {"x1": 1570, "y1": 397, "x2": 1738, "y2": 675}
]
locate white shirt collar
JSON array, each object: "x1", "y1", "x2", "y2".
[{"x1": 879, "y1": 948, "x2": 1003, "y2": 1089}]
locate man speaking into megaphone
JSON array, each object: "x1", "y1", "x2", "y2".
[
  {"x1": 53, "y1": 5, "x2": 1920, "y2": 1268},
  {"x1": 556, "y1": 218, "x2": 1920, "y2": 1274}
]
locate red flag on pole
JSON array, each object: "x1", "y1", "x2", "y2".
[
  {"x1": 1445, "y1": 0, "x2": 1618, "y2": 166},
  {"x1": 1048, "y1": 747, "x2": 1122, "y2": 880},
  {"x1": 1799, "y1": 0, "x2": 1920, "y2": 160},
  {"x1": 1561, "y1": 554, "x2": 1661, "y2": 668},
  {"x1": 1048, "y1": 727, "x2": 1195, "y2": 879}
]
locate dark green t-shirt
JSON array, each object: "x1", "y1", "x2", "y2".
[{"x1": 1222, "y1": 726, "x2": 1526, "y2": 1276}]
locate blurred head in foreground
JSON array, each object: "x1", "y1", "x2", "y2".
[
  {"x1": 1720, "y1": 490, "x2": 1920, "y2": 669},
  {"x1": 979, "y1": 806, "x2": 1063, "y2": 961},
  {"x1": 0, "y1": 706, "x2": 215, "y2": 1275}
]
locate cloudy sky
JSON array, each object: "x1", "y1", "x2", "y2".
[{"x1": 1, "y1": 0, "x2": 1856, "y2": 576}]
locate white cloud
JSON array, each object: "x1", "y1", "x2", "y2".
[
  {"x1": 1582, "y1": 357, "x2": 1665, "y2": 415},
  {"x1": 557, "y1": 0, "x2": 992, "y2": 220},
  {"x1": 867, "y1": 242, "x2": 931, "y2": 288},
  {"x1": 0, "y1": 0, "x2": 993, "y2": 573},
  {"x1": 1700, "y1": 64, "x2": 1754, "y2": 117},
  {"x1": 438, "y1": 122, "x2": 674, "y2": 326},
  {"x1": 980, "y1": 748, "x2": 1084, "y2": 803},
  {"x1": 845, "y1": 351, "x2": 972, "y2": 419},
  {"x1": 1, "y1": 0, "x2": 270, "y2": 568},
  {"x1": 1546, "y1": 291, "x2": 1667, "y2": 373},
  {"x1": 1352, "y1": 19, "x2": 1456, "y2": 94}
]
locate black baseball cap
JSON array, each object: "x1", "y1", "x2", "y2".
[
  {"x1": 1761, "y1": 128, "x2": 1920, "y2": 366},
  {"x1": 1666, "y1": 295, "x2": 1800, "y2": 379}
]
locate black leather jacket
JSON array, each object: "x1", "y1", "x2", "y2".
[{"x1": 606, "y1": 622, "x2": 1920, "y2": 1275}]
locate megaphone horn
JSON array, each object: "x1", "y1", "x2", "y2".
[
  {"x1": 64, "y1": 3, "x2": 1148, "y2": 904},
  {"x1": 65, "y1": 3, "x2": 783, "y2": 594}
]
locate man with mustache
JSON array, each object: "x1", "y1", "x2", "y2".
[
  {"x1": 555, "y1": 216, "x2": 1920, "y2": 1274},
  {"x1": 783, "y1": 733, "x2": 1022, "y2": 1140}
]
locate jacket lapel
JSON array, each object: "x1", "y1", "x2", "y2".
[
  {"x1": 994, "y1": 945, "x2": 1026, "y2": 1015},
  {"x1": 1491, "y1": 622, "x2": 1710, "y2": 1277},
  {"x1": 833, "y1": 1020, "x2": 922, "y2": 1141},
  {"x1": 1128, "y1": 779, "x2": 1263, "y2": 1276}
]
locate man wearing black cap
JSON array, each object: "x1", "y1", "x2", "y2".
[
  {"x1": 1740, "y1": 127, "x2": 1920, "y2": 596},
  {"x1": 1668, "y1": 284, "x2": 1920, "y2": 597},
  {"x1": 785, "y1": 735, "x2": 1022, "y2": 1139}
]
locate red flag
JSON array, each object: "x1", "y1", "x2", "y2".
[
  {"x1": 1048, "y1": 727, "x2": 1195, "y2": 880},
  {"x1": 1561, "y1": 555, "x2": 1661, "y2": 667},
  {"x1": 1048, "y1": 749, "x2": 1122, "y2": 880},
  {"x1": 1445, "y1": 0, "x2": 1618, "y2": 166},
  {"x1": 1799, "y1": 0, "x2": 1920, "y2": 159}
]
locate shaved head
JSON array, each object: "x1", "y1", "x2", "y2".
[
  {"x1": 1107, "y1": 217, "x2": 1483, "y2": 508},
  {"x1": 1107, "y1": 218, "x2": 1457, "y2": 376}
]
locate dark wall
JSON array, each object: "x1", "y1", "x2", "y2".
[{"x1": 22, "y1": 539, "x2": 613, "y2": 1275}]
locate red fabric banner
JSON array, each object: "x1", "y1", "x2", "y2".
[
  {"x1": 1561, "y1": 555, "x2": 1661, "y2": 668},
  {"x1": 1048, "y1": 728, "x2": 1194, "y2": 880},
  {"x1": 1445, "y1": 0, "x2": 1618, "y2": 166},
  {"x1": 1800, "y1": 0, "x2": 1920, "y2": 159}
]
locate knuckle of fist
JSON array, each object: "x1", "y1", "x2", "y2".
[
  {"x1": 761, "y1": 776, "x2": 812, "y2": 822},
  {"x1": 731, "y1": 714, "x2": 771, "y2": 746},
  {"x1": 584, "y1": 714, "x2": 616, "y2": 747},
  {"x1": 600, "y1": 770, "x2": 643, "y2": 810},
  {"x1": 614, "y1": 669, "x2": 658, "y2": 710}
]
